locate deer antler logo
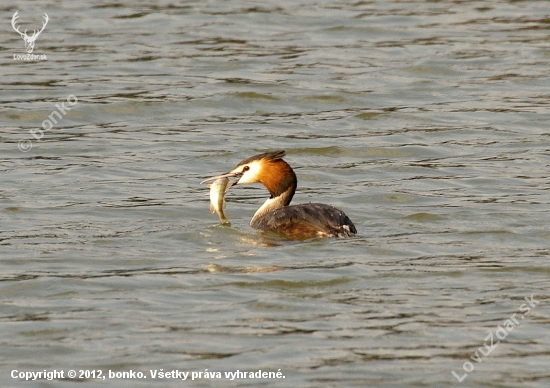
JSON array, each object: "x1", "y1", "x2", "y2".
[{"x1": 12, "y1": 11, "x2": 49, "y2": 53}]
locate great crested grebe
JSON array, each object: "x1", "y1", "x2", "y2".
[{"x1": 202, "y1": 150, "x2": 356, "y2": 239}]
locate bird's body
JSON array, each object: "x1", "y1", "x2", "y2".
[
  {"x1": 251, "y1": 203, "x2": 356, "y2": 239},
  {"x1": 202, "y1": 150, "x2": 356, "y2": 239}
]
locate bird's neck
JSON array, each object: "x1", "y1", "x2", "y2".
[{"x1": 251, "y1": 161, "x2": 297, "y2": 225}]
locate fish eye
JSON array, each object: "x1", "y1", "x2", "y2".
[{"x1": 243, "y1": 166, "x2": 250, "y2": 172}]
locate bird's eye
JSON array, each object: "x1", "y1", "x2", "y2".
[{"x1": 243, "y1": 166, "x2": 250, "y2": 172}]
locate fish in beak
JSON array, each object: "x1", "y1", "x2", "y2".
[{"x1": 200, "y1": 171, "x2": 242, "y2": 184}]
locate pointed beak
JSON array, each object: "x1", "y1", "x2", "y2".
[{"x1": 200, "y1": 172, "x2": 242, "y2": 184}]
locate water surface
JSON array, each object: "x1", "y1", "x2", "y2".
[{"x1": 1, "y1": 1, "x2": 549, "y2": 387}]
